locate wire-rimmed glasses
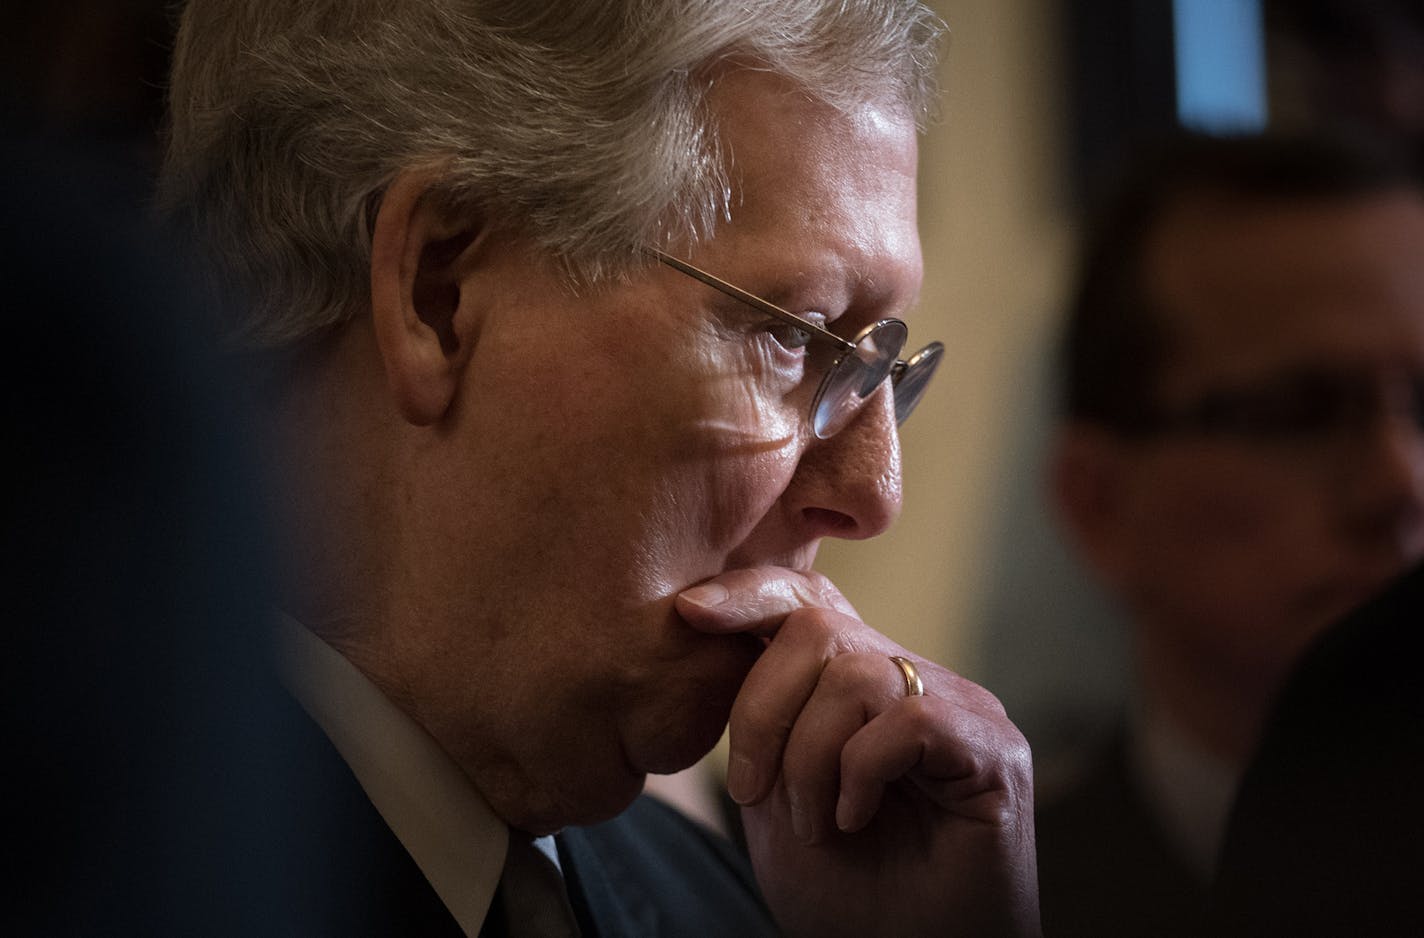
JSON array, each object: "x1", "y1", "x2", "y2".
[{"x1": 652, "y1": 250, "x2": 943, "y2": 439}]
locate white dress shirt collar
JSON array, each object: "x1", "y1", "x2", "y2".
[
  {"x1": 275, "y1": 614, "x2": 509, "y2": 935},
  {"x1": 1129, "y1": 706, "x2": 1240, "y2": 882}
]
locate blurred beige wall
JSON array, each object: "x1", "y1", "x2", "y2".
[{"x1": 816, "y1": 0, "x2": 1077, "y2": 675}]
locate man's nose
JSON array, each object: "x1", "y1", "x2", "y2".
[
  {"x1": 783, "y1": 386, "x2": 904, "y2": 541},
  {"x1": 1339, "y1": 407, "x2": 1424, "y2": 553}
]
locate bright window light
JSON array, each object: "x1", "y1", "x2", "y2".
[{"x1": 1174, "y1": 0, "x2": 1268, "y2": 132}]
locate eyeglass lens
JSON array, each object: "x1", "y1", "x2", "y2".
[
  {"x1": 893, "y1": 343, "x2": 945, "y2": 425},
  {"x1": 652, "y1": 250, "x2": 941, "y2": 439},
  {"x1": 812, "y1": 320, "x2": 908, "y2": 438}
]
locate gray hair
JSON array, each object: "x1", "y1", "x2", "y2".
[{"x1": 161, "y1": 0, "x2": 945, "y2": 347}]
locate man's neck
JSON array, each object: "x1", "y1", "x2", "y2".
[{"x1": 1134, "y1": 635, "x2": 1276, "y2": 764}]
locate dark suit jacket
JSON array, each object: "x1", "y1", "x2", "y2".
[
  {"x1": 1208, "y1": 560, "x2": 1424, "y2": 937},
  {"x1": 1035, "y1": 734, "x2": 1206, "y2": 938},
  {"x1": 276, "y1": 697, "x2": 780, "y2": 937}
]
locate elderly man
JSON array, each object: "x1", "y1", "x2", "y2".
[
  {"x1": 162, "y1": 1, "x2": 1039, "y2": 935},
  {"x1": 1039, "y1": 130, "x2": 1424, "y2": 937}
]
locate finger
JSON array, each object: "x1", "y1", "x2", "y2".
[
  {"x1": 723, "y1": 604, "x2": 875, "y2": 806},
  {"x1": 676, "y1": 566, "x2": 858, "y2": 636},
  {"x1": 779, "y1": 652, "x2": 905, "y2": 843},
  {"x1": 834, "y1": 696, "x2": 1032, "y2": 833}
]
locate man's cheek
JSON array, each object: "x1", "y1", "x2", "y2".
[{"x1": 1163, "y1": 477, "x2": 1283, "y2": 548}]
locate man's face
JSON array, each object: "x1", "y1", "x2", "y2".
[
  {"x1": 392, "y1": 71, "x2": 922, "y2": 832},
  {"x1": 1107, "y1": 191, "x2": 1424, "y2": 699}
]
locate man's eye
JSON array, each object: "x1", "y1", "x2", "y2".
[
  {"x1": 1192, "y1": 375, "x2": 1371, "y2": 440},
  {"x1": 764, "y1": 309, "x2": 827, "y2": 352},
  {"x1": 767, "y1": 322, "x2": 814, "y2": 351}
]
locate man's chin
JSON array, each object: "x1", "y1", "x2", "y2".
[
  {"x1": 629, "y1": 629, "x2": 759, "y2": 773},
  {"x1": 638, "y1": 731, "x2": 726, "y2": 779},
  {"x1": 1303, "y1": 566, "x2": 1410, "y2": 630},
  {"x1": 503, "y1": 768, "x2": 650, "y2": 835}
]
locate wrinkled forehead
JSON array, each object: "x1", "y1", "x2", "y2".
[
  {"x1": 686, "y1": 68, "x2": 923, "y2": 316},
  {"x1": 707, "y1": 69, "x2": 919, "y2": 225}
]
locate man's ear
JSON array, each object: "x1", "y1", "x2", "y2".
[
  {"x1": 369, "y1": 169, "x2": 488, "y2": 426},
  {"x1": 1049, "y1": 422, "x2": 1135, "y2": 585}
]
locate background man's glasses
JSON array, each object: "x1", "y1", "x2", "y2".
[
  {"x1": 1127, "y1": 367, "x2": 1424, "y2": 446},
  {"x1": 653, "y1": 251, "x2": 943, "y2": 438}
]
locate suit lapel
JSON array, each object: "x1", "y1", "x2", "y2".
[
  {"x1": 555, "y1": 795, "x2": 778, "y2": 938},
  {"x1": 556, "y1": 826, "x2": 655, "y2": 937}
]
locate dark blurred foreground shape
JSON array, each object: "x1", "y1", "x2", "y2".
[
  {"x1": 2, "y1": 132, "x2": 303, "y2": 933},
  {"x1": 0, "y1": 4, "x2": 365, "y2": 932}
]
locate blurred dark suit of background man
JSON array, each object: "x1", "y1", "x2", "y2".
[{"x1": 1210, "y1": 554, "x2": 1424, "y2": 937}]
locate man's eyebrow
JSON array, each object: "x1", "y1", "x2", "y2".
[
  {"x1": 771, "y1": 266, "x2": 862, "y2": 319},
  {"x1": 701, "y1": 268, "x2": 840, "y2": 320}
]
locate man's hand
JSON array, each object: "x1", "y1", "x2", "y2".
[{"x1": 677, "y1": 567, "x2": 1041, "y2": 938}]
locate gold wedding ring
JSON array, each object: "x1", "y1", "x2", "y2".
[{"x1": 889, "y1": 655, "x2": 925, "y2": 698}]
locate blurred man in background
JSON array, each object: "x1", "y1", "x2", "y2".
[{"x1": 1037, "y1": 130, "x2": 1424, "y2": 937}]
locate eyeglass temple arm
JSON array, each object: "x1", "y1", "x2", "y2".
[{"x1": 648, "y1": 249, "x2": 854, "y2": 352}]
